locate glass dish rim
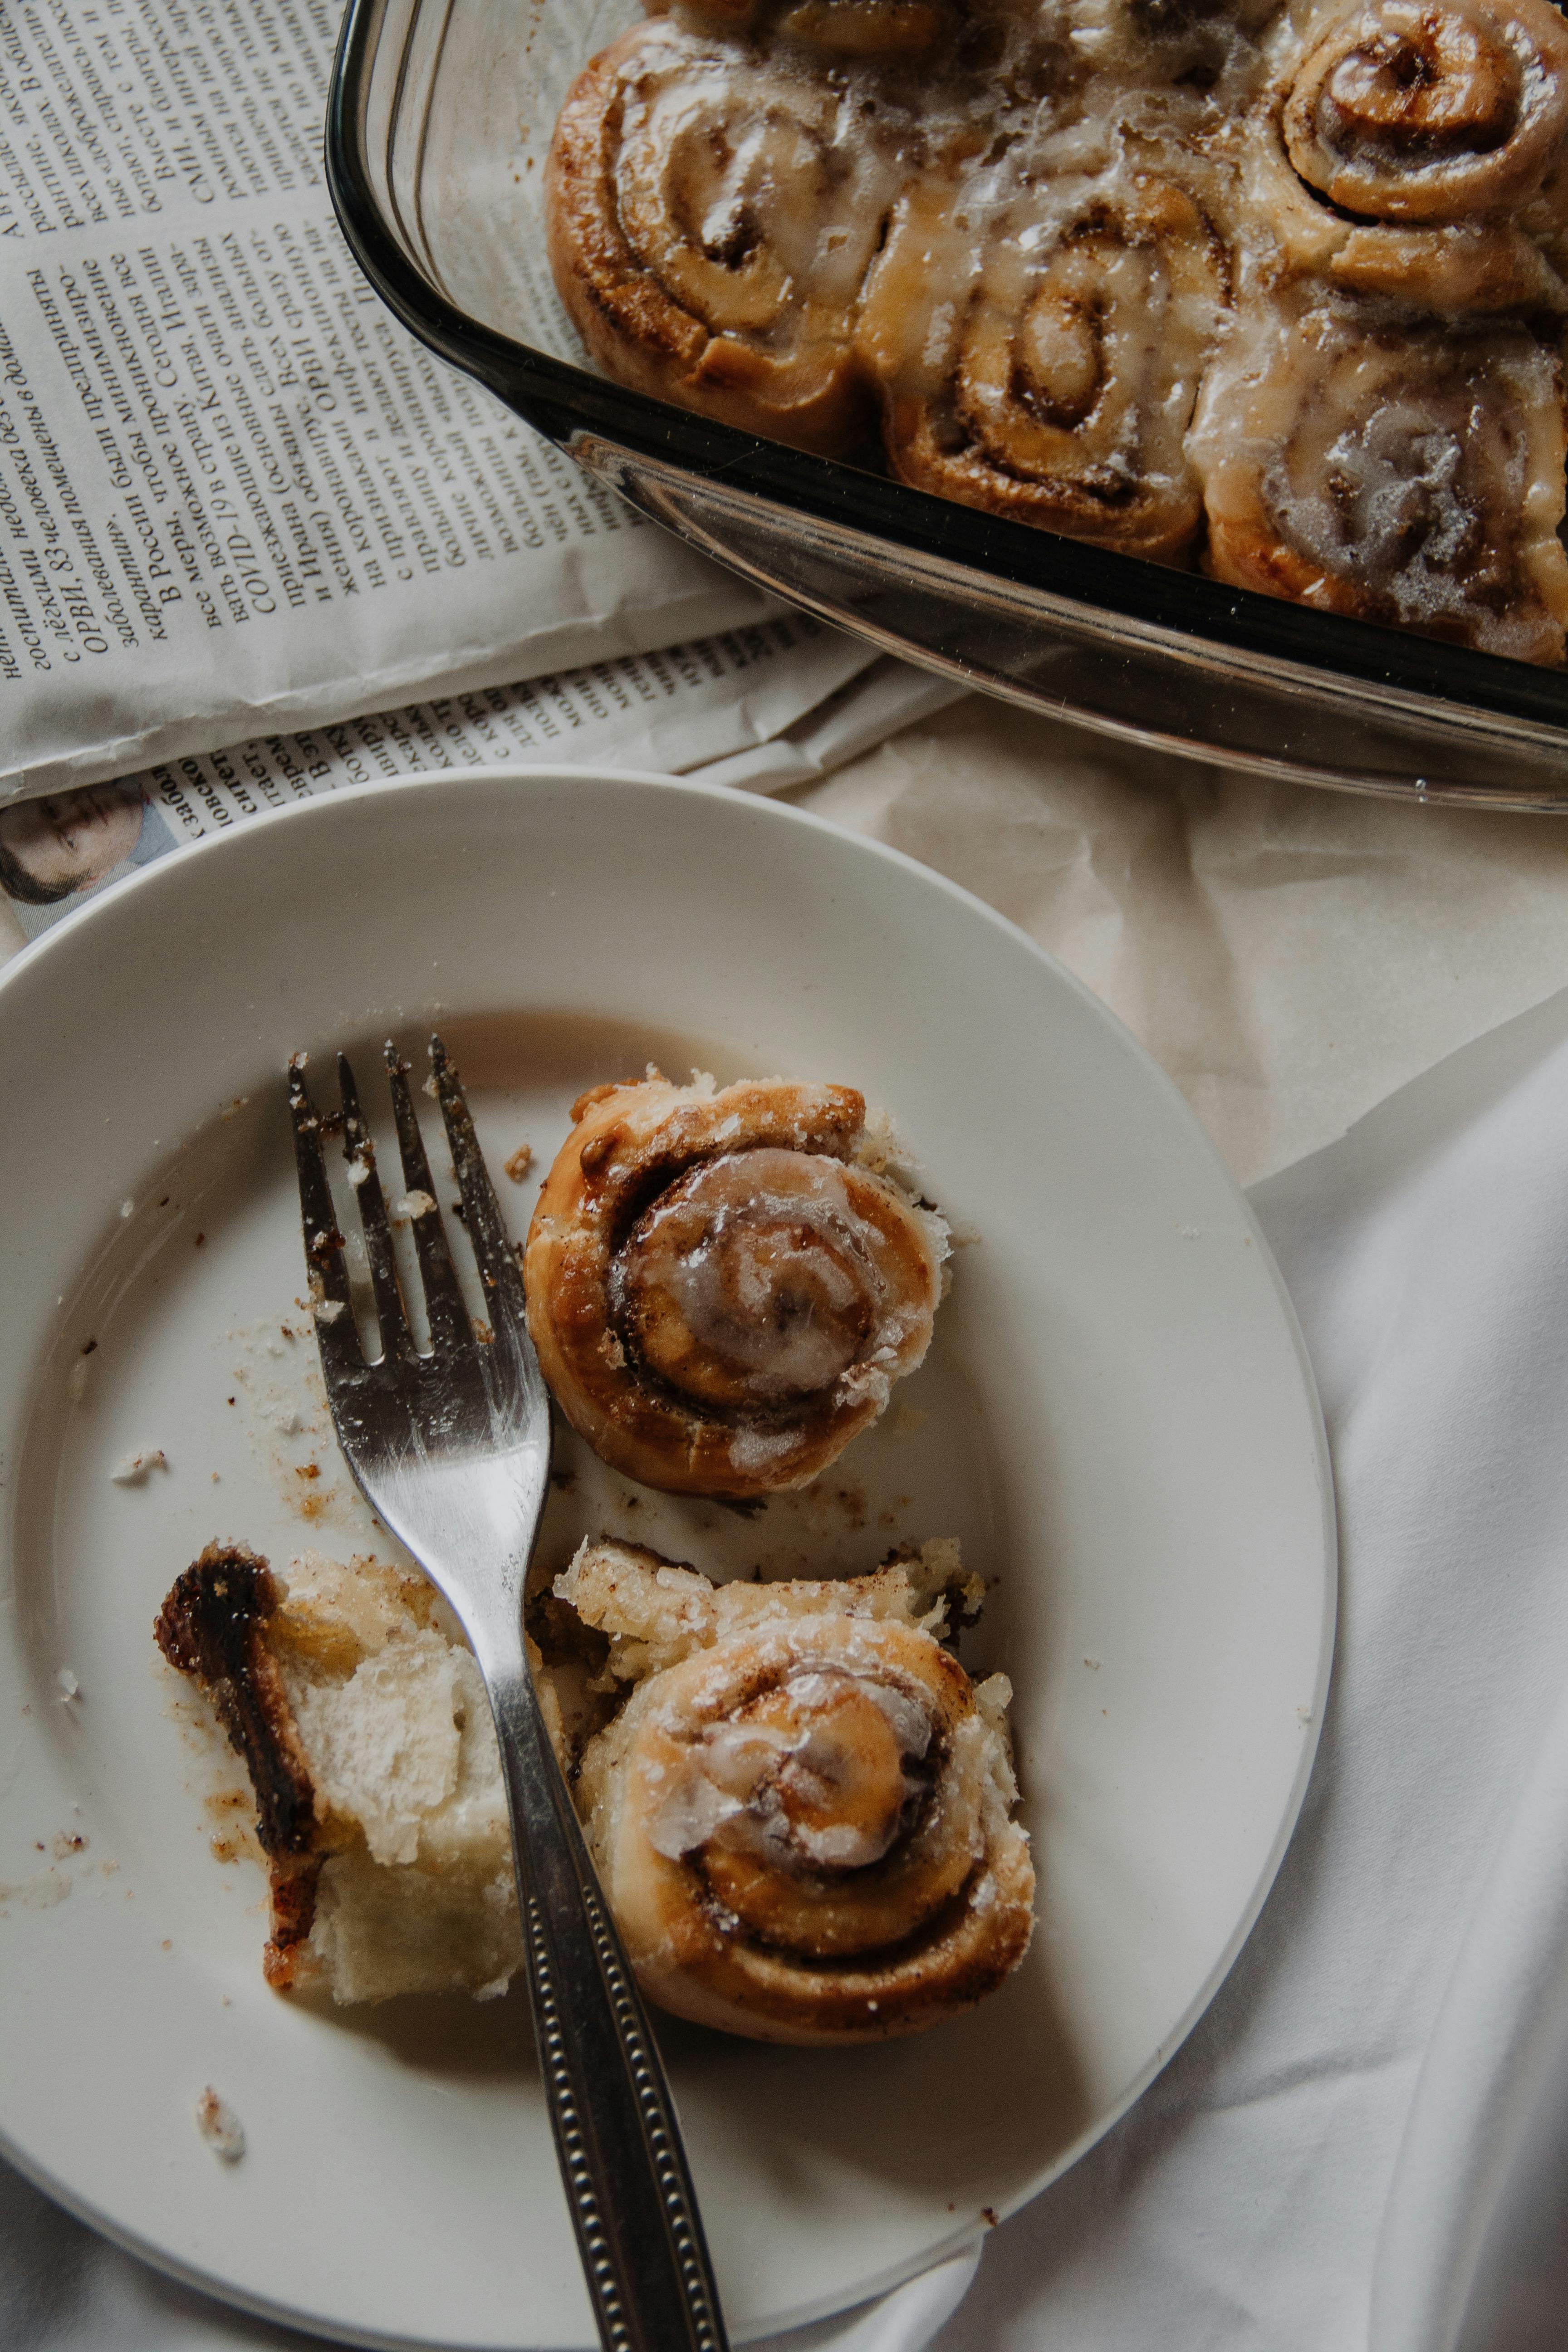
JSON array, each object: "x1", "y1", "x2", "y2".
[{"x1": 324, "y1": 0, "x2": 1568, "y2": 743}]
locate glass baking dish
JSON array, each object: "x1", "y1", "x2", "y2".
[{"x1": 326, "y1": 0, "x2": 1568, "y2": 808}]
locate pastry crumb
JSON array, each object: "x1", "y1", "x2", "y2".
[
  {"x1": 195, "y1": 2087, "x2": 245, "y2": 2163},
  {"x1": 112, "y1": 1449, "x2": 168, "y2": 1485}
]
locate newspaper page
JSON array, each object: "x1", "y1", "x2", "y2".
[
  {"x1": 0, "y1": 0, "x2": 792, "y2": 803},
  {"x1": 0, "y1": 630, "x2": 955, "y2": 960}
]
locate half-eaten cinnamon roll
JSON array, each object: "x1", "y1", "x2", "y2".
[
  {"x1": 154, "y1": 1545, "x2": 534, "y2": 2001},
  {"x1": 859, "y1": 172, "x2": 1227, "y2": 563},
  {"x1": 525, "y1": 1073, "x2": 948, "y2": 1497},
  {"x1": 1247, "y1": 0, "x2": 1568, "y2": 308},
  {"x1": 156, "y1": 1534, "x2": 1028, "y2": 2040},
  {"x1": 545, "y1": 21, "x2": 899, "y2": 455},
  {"x1": 552, "y1": 1538, "x2": 1033, "y2": 2043},
  {"x1": 1189, "y1": 291, "x2": 1568, "y2": 662}
]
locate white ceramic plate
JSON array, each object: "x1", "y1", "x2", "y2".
[{"x1": 0, "y1": 768, "x2": 1334, "y2": 2349}]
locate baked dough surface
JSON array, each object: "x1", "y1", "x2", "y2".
[{"x1": 545, "y1": 0, "x2": 1568, "y2": 660}]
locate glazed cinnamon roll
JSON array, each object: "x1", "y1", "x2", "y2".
[
  {"x1": 545, "y1": 22, "x2": 899, "y2": 456},
  {"x1": 858, "y1": 172, "x2": 1228, "y2": 563},
  {"x1": 524, "y1": 1073, "x2": 948, "y2": 1497},
  {"x1": 1190, "y1": 292, "x2": 1568, "y2": 662},
  {"x1": 550, "y1": 1539, "x2": 1032, "y2": 2043},
  {"x1": 1246, "y1": 0, "x2": 1568, "y2": 308}
]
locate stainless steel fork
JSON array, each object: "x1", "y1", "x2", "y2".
[{"x1": 289, "y1": 1034, "x2": 728, "y2": 2352}]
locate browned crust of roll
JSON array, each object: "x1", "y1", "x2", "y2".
[
  {"x1": 154, "y1": 1544, "x2": 321, "y2": 1985},
  {"x1": 525, "y1": 1077, "x2": 939, "y2": 1497},
  {"x1": 657, "y1": 1840, "x2": 1038, "y2": 2044},
  {"x1": 881, "y1": 398, "x2": 1201, "y2": 564},
  {"x1": 546, "y1": 37, "x2": 706, "y2": 401},
  {"x1": 1203, "y1": 510, "x2": 1568, "y2": 665},
  {"x1": 544, "y1": 27, "x2": 874, "y2": 456}
]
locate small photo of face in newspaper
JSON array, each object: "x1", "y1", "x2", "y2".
[{"x1": 0, "y1": 784, "x2": 176, "y2": 950}]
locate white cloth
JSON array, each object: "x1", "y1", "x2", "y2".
[
  {"x1": 15, "y1": 978, "x2": 1568, "y2": 2350},
  {"x1": 927, "y1": 978, "x2": 1568, "y2": 2352},
  {"x1": 1374, "y1": 1674, "x2": 1568, "y2": 2352}
]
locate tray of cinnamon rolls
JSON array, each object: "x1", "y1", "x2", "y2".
[
  {"x1": 545, "y1": 0, "x2": 1568, "y2": 664},
  {"x1": 328, "y1": 0, "x2": 1568, "y2": 800}
]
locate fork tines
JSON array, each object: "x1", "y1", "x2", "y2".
[{"x1": 289, "y1": 1035, "x2": 523, "y2": 1368}]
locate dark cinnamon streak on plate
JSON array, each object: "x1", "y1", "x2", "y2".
[{"x1": 154, "y1": 1543, "x2": 322, "y2": 1985}]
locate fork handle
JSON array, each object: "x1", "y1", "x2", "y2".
[{"x1": 484, "y1": 1654, "x2": 730, "y2": 2352}]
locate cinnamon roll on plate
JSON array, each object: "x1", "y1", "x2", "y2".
[
  {"x1": 548, "y1": 1538, "x2": 1033, "y2": 2044},
  {"x1": 1189, "y1": 290, "x2": 1568, "y2": 663},
  {"x1": 1246, "y1": 0, "x2": 1568, "y2": 308},
  {"x1": 545, "y1": 20, "x2": 900, "y2": 456},
  {"x1": 525, "y1": 1071, "x2": 948, "y2": 1497},
  {"x1": 858, "y1": 171, "x2": 1228, "y2": 564}
]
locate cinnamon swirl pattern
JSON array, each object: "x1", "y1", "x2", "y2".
[
  {"x1": 549, "y1": 1539, "x2": 1033, "y2": 2043},
  {"x1": 546, "y1": 0, "x2": 1568, "y2": 662},
  {"x1": 1249, "y1": 0, "x2": 1568, "y2": 308},
  {"x1": 861, "y1": 175, "x2": 1227, "y2": 563},
  {"x1": 524, "y1": 1073, "x2": 948, "y2": 1497}
]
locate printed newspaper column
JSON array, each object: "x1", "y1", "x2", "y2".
[{"x1": 0, "y1": 0, "x2": 790, "y2": 801}]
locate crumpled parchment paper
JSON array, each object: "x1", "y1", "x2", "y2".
[{"x1": 796, "y1": 696, "x2": 1568, "y2": 1185}]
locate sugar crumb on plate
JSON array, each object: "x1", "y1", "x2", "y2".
[
  {"x1": 194, "y1": 2087, "x2": 245, "y2": 2163},
  {"x1": 111, "y1": 1449, "x2": 168, "y2": 1485}
]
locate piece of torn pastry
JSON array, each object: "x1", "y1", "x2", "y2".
[
  {"x1": 550, "y1": 1537, "x2": 1033, "y2": 2043},
  {"x1": 154, "y1": 1544, "x2": 540, "y2": 2002},
  {"x1": 524, "y1": 1072, "x2": 949, "y2": 1498}
]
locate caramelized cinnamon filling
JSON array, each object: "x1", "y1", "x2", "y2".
[
  {"x1": 649, "y1": 1661, "x2": 970, "y2": 1957},
  {"x1": 610, "y1": 1148, "x2": 888, "y2": 1409},
  {"x1": 1014, "y1": 284, "x2": 1104, "y2": 429},
  {"x1": 1318, "y1": 25, "x2": 1516, "y2": 162}
]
